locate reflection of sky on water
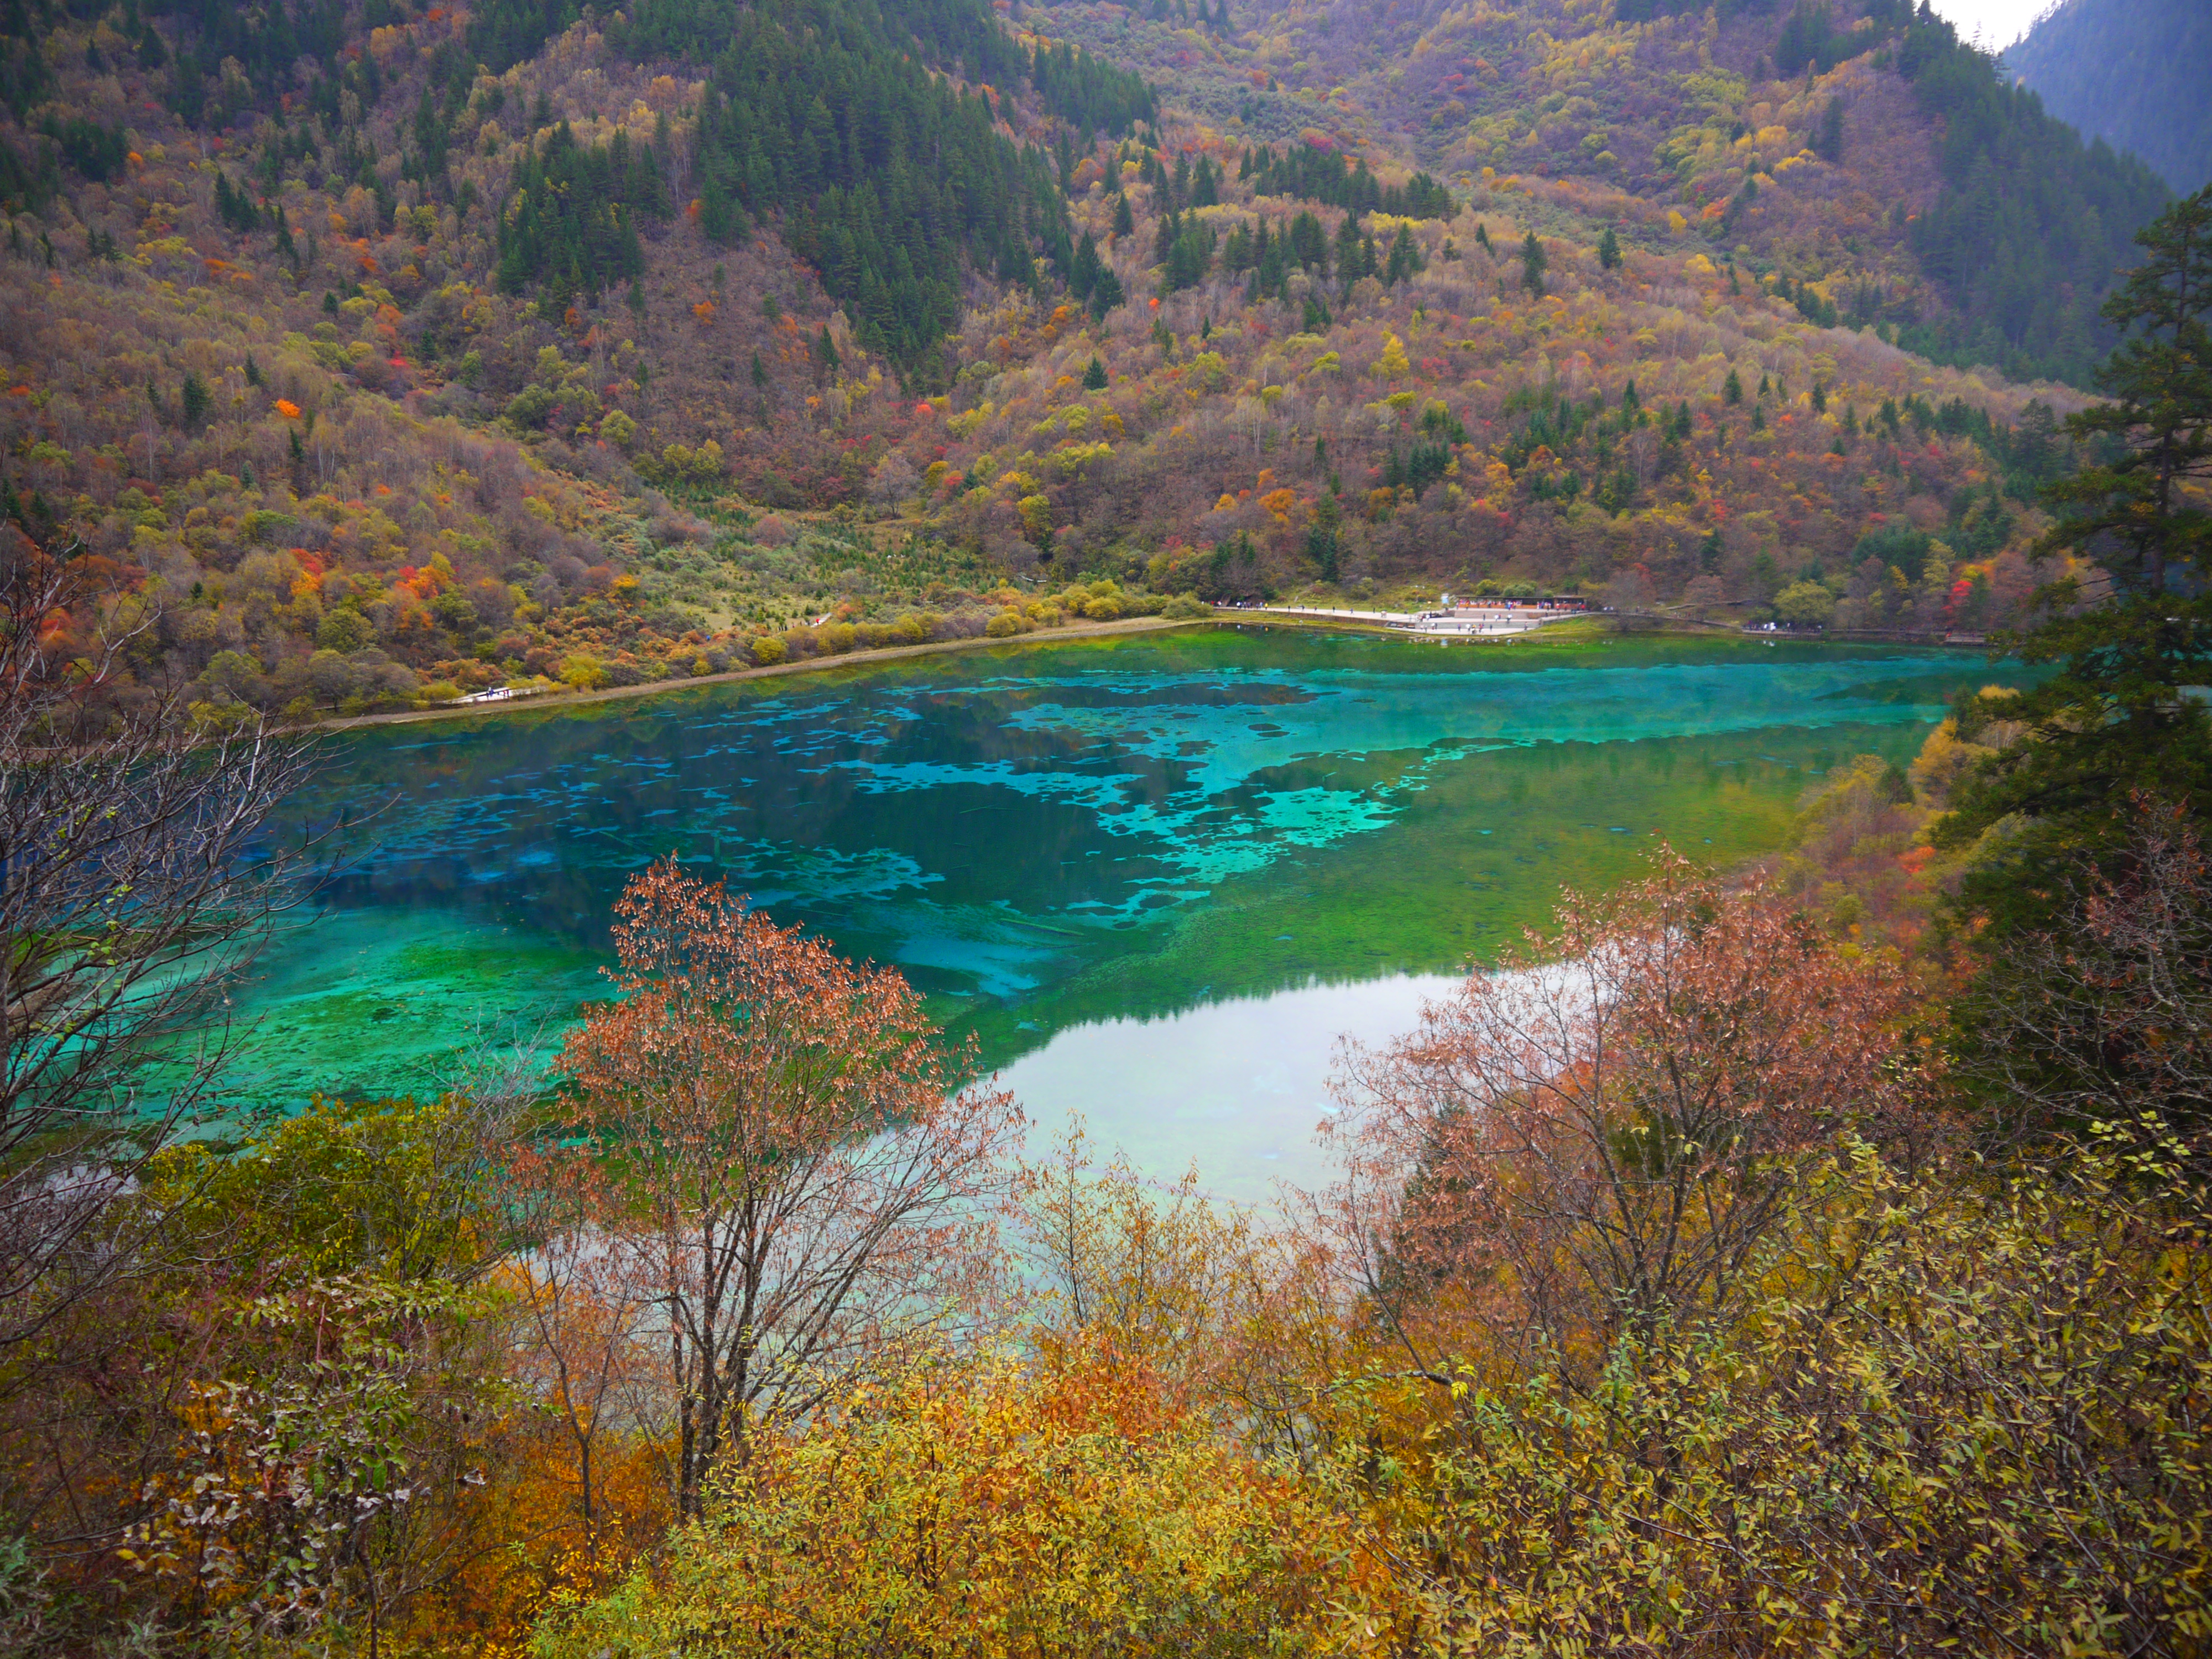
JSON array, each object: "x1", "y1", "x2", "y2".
[
  {"x1": 204, "y1": 631, "x2": 2006, "y2": 1180},
  {"x1": 997, "y1": 972, "x2": 1463, "y2": 1207}
]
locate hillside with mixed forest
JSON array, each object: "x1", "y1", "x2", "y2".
[{"x1": 0, "y1": 0, "x2": 2179, "y2": 719}]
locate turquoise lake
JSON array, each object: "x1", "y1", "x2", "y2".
[{"x1": 220, "y1": 627, "x2": 2001, "y2": 1202}]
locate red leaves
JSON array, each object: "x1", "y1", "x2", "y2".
[
  {"x1": 1330, "y1": 852, "x2": 1926, "y2": 1370},
  {"x1": 554, "y1": 858, "x2": 1022, "y2": 1512}
]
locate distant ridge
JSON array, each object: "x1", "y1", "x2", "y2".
[{"x1": 2003, "y1": 0, "x2": 2211, "y2": 193}]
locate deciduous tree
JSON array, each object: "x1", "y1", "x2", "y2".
[
  {"x1": 1328, "y1": 854, "x2": 1921, "y2": 1380},
  {"x1": 554, "y1": 858, "x2": 1020, "y2": 1515}
]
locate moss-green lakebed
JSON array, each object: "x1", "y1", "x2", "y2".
[{"x1": 199, "y1": 626, "x2": 2014, "y2": 1199}]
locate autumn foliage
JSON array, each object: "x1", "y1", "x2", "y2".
[
  {"x1": 1329, "y1": 854, "x2": 1923, "y2": 1377},
  {"x1": 4, "y1": 780, "x2": 2212, "y2": 1655},
  {"x1": 534, "y1": 1342, "x2": 1337, "y2": 1659},
  {"x1": 552, "y1": 857, "x2": 1022, "y2": 1516}
]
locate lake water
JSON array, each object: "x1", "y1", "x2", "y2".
[{"x1": 216, "y1": 627, "x2": 1999, "y2": 1202}]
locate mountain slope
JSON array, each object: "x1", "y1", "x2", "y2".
[
  {"x1": 1026, "y1": 0, "x2": 2169, "y2": 385},
  {"x1": 2003, "y1": 0, "x2": 2211, "y2": 195},
  {"x1": 0, "y1": 0, "x2": 2151, "y2": 724}
]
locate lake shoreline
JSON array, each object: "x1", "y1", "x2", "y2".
[
  {"x1": 315, "y1": 614, "x2": 1204, "y2": 734},
  {"x1": 315, "y1": 611, "x2": 1998, "y2": 736}
]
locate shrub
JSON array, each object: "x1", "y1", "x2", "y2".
[
  {"x1": 532, "y1": 1345, "x2": 1331, "y2": 1659},
  {"x1": 1773, "y1": 580, "x2": 1838, "y2": 625},
  {"x1": 557, "y1": 654, "x2": 608, "y2": 690}
]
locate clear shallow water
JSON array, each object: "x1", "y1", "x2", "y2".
[{"x1": 203, "y1": 628, "x2": 2002, "y2": 1194}]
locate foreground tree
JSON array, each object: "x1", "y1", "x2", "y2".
[
  {"x1": 1329, "y1": 854, "x2": 1920, "y2": 1380},
  {"x1": 1, "y1": 533, "x2": 316, "y2": 1351},
  {"x1": 1940, "y1": 185, "x2": 2212, "y2": 932},
  {"x1": 1952, "y1": 795, "x2": 2212, "y2": 1139},
  {"x1": 555, "y1": 859, "x2": 1021, "y2": 1516}
]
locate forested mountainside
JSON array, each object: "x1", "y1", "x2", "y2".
[
  {"x1": 2003, "y1": 0, "x2": 2211, "y2": 196},
  {"x1": 0, "y1": 0, "x2": 2174, "y2": 718},
  {"x1": 1030, "y1": 0, "x2": 2169, "y2": 383}
]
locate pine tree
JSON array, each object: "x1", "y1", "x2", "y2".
[
  {"x1": 1305, "y1": 489, "x2": 1340, "y2": 582},
  {"x1": 1936, "y1": 185, "x2": 2212, "y2": 925},
  {"x1": 1089, "y1": 265, "x2": 1125, "y2": 320},
  {"x1": 1383, "y1": 225, "x2": 1421, "y2": 286},
  {"x1": 1190, "y1": 155, "x2": 1218, "y2": 208},
  {"x1": 1724, "y1": 368, "x2": 1743, "y2": 405},
  {"x1": 1598, "y1": 226, "x2": 1621, "y2": 270},
  {"x1": 815, "y1": 325, "x2": 840, "y2": 373},
  {"x1": 179, "y1": 371, "x2": 210, "y2": 432},
  {"x1": 1333, "y1": 214, "x2": 1362, "y2": 281},
  {"x1": 1082, "y1": 354, "x2": 1108, "y2": 390},
  {"x1": 1521, "y1": 230, "x2": 1547, "y2": 296},
  {"x1": 1112, "y1": 192, "x2": 1134, "y2": 238},
  {"x1": 1071, "y1": 231, "x2": 1103, "y2": 299},
  {"x1": 1815, "y1": 98, "x2": 1845, "y2": 163}
]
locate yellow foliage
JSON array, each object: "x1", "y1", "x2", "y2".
[{"x1": 531, "y1": 1348, "x2": 1336, "y2": 1659}]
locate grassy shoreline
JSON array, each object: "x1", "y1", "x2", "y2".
[{"x1": 316, "y1": 614, "x2": 1206, "y2": 733}]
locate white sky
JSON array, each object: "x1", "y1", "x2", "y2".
[{"x1": 1927, "y1": 0, "x2": 2059, "y2": 51}]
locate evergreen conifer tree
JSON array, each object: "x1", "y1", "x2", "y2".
[
  {"x1": 1521, "y1": 230, "x2": 1547, "y2": 295},
  {"x1": 1937, "y1": 186, "x2": 2212, "y2": 929}
]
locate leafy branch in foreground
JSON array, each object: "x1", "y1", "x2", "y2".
[
  {"x1": 1326, "y1": 853, "x2": 1921, "y2": 1385},
  {"x1": 1316, "y1": 1129, "x2": 2212, "y2": 1659},
  {"x1": 1, "y1": 533, "x2": 319, "y2": 1352}
]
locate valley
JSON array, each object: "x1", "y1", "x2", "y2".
[{"x1": 2, "y1": 0, "x2": 2208, "y2": 1652}]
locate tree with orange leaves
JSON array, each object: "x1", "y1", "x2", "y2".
[
  {"x1": 1328, "y1": 852, "x2": 1925, "y2": 1384},
  {"x1": 555, "y1": 858, "x2": 1021, "y2": 1517}
]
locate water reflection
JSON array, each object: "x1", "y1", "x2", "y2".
[
  {"x1": 997, "y1": 972, "x2": 1462, "y2": 1207},
  {"x1": 197, "y1": 629, "x2": 2008, "y2": 1187}
]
